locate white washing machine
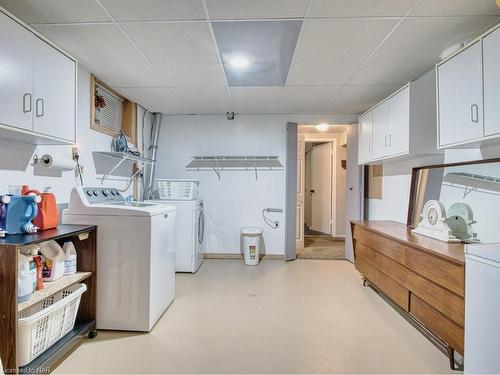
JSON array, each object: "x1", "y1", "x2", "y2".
[
  {"x1": 62, "y1": 187, "x2": 176, "y2": 332},
  {"x1": 147, "y1": 198, "x2": 204, "y2": 273}
]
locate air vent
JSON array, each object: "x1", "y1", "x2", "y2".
[{"x1": 94, "y1": 82, "x2": 123, "y2": 133}]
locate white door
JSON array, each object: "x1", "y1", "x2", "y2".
[
  {"x1": 0, "y1": 12, "x2": 34, "y2": 131},
  {"x1": 33, "y1": 38, "x2": 76, "y2": 142},
  {"x1": 371, "y1": 101, "x2": 390, "y2": 160},
  {"x1": 483, "y1": 27, "x2": 500, "y2": 137},
  {"x1": 345, "y1": 124, "x2": 362, "y2": 262},
  {"x1": 438, "y1": 41, "x2": 483, "y2": 147},
  {"x1": 296, "y1": 135, "x2": 305, "y2": 249},
  {"x1": 358, "y1": 111, "x2": 372, "y2": 164},
  {"x1": 311, "y1": 142, "x2": 332, "y2": 235},
  {"x1": 387, "y1": 86, "x2": 410, "y2": 156}
]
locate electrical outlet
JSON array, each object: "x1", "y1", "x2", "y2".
[{"x1": 72, "y1": 146, "x2": 80, "y2": 161}]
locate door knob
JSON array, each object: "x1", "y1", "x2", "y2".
[{"x1": 310, "y1": 189, "x2": 315, "y2": 193}]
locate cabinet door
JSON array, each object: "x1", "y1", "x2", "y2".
[
  {"x1": 387, "y1": 86, "x2": 410, "y2": 156},
  {"x1": 483, "y1": 27, "x2": 500, "y2": 137},
  {"x1": 33, "y1": 38, "x2": 76, "y2": 142},
  {"x1": 0, "y1": 12, "x2": 34, "y2": 131},
  {"x1": 438, "y1": 41, "x2": 483, "y2": 147},
  {"x1": 372, "y1": 101, "x2": 390, "y2": 159},
  {"x1": 358, "y1": 112, "x2": 372, "y2": 164}
]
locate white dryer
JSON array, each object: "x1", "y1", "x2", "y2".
[
  {"x1": 62, "y1": 187, "x2": 176, "y2": 332},
  {"x1": 147, "y1": 198, "x2": 204, "y2": 273}
]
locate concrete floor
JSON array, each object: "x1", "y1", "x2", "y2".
[
  {"x1": 297, "y1": 236, "x2": 345, "y2": 260},
  {"x1": 55, "y1": 260, "x2": 453, "y2": 374}
]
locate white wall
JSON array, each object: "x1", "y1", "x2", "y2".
[
  {"x1": 0, "y1": 66, "x2": 132, "y2": 203},
  {"x1": 155, "y1": 115, "x2": 357, "y2": 255}
]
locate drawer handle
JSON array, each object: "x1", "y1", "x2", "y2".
[
  {"x1": 388, "y1": 134, "x2": 392, "y2": 146},
  {"x1": 23, "y1": 93, "x2": 32, "y2": 113},
  {"x1": 35, "y1": 98, "x2": 44, "y2": 117}
]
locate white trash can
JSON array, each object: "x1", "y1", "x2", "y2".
[{"x1": 241, "y1": 227, "x2": 263, "y2": 266}]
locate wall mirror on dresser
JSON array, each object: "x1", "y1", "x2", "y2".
[{"x1": 408, "y1": 157, "x2": 500, "y2": 243}]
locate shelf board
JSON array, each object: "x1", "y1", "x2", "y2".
[
  {"x1": 19, "y1": 319, "x2": 95, "y2": 374},
  {"x1": 93, "y1": 151, "x2": 155, "y2": 165},
  {"x1": 18, "y1": 272, "x2": 92, "y2": 312}
]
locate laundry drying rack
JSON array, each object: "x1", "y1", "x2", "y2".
[{"x1": 186, "y1": 156, "x2": 283, "y2": 180}]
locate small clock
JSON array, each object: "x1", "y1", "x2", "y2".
[
  {"x1": 446, "y1": 202, "x2": 479, "y2": 242},
  {"x1": 412, "y1": 200, "x2": 460, "y2": 243}
]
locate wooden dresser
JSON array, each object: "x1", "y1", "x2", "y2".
[{"x1": 351, "y1": 220, "x2": 465, "y2": 358}]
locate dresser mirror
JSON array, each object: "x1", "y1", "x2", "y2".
[{"x1": 408, "y1": 158, "x2": 500, "y2": 243}]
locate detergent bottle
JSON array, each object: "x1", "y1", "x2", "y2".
[
  {"x1": 21, "y1": 186, "x2": 59, "y2": 230},
  {"x1": 39, "y1": 240, "x2": 65, "y2": 281},
  {"x1": 4, "y1": 195, "x2": 41, "y2": 234},
  {"x1": 0, "y1": 195, "x2": 10, "y2": 237}
]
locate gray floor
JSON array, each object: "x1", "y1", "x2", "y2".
[
  {"x1": 55, "y1": 259, "x2": 453, "y2": 374},
  {"x1": 297, "y1": 236, "x2": 345, "y2": 260}
]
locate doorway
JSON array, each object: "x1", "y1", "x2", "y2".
[{"x1": 296, "y1": 126, "x2": 347, "y2": 260}]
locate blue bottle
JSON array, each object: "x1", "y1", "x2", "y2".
[
  {"x1": 4, "y1": 195, "x2": 41, "y2": 234},
  {"x1": 0, "y1": 195, "x2": 10, "y2": 237}
]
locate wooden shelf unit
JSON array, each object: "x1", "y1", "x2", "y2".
[{"x1": 0, "y1": 225, "x2": 97, "y2": 374}]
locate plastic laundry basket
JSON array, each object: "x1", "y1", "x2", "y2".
[
  {"x1": 17, "y1": 283, "x2": 87, "y2": 366},
  {"x1": 241, "y1": 227, "x2": 263, "y2": 266}
]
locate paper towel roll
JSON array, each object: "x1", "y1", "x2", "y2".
[{"x1": 39, "y1": 154, "x2": 75, "y2": 171}]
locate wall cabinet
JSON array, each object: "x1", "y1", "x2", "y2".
[
  {"x1": 437, "y1": 23, "x2": 500, "y2": 148},
  {"x1": 437, "y1": 41, "x2": 483, "y2": 147},
  {"x1": 358, "y1": 69, "x2": 436, "y2": 165},
  {"x1": 0, "y1": 10, "x2": 76, "y2": 144}
]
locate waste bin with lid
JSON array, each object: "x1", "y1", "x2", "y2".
[{"x1": 241, "y1": 226, "x2": 263, "y2": 265}]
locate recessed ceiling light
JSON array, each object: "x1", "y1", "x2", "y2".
[
  {"x1": 316, "y1": 123, "x2": 330, "y2": 132},
  {"x1": 229, "y1": 55, "x2": 250, "y2": 70}
]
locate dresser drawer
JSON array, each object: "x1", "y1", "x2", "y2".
[
  {"x1": 355, "y1": 242, "x2": 464, "y2": 327},
  {"x1": 410, "y1": 294, "x2": 464, "y2": 354},
  {"x1": 356, "y1": 255, "x2": 409, "y2": 311},
  {"x1": 353, "y1": 226, "x2": 464, "y2": 296}
]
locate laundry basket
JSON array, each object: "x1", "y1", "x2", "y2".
[
  {"x1": 17, "y1": 283, "x2": 87, "y2": 366},
  {"x1": 156, "y1": 179, "x2": 199, "y2": 200}
]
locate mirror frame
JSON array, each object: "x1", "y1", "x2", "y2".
[{"x1": 406, "y1": 157, "x2": 500, "y2": 228}]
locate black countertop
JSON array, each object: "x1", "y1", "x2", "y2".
[{"x1": 0, "y1": 224, "x2": 96, "y2": 246}]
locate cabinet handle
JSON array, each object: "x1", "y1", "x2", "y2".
[
  {"x1": 35, "y1": 98, "x2": 44, "y2": 117},
  {"x1": 23, "y1": 93, "x2": 32, "y2": 113},
  {"x1": 388, "y1": 134, "x2": 392, "y2": 146},
  {"x1": 471, "y1": 104, "x2": 479, "y2": 123},
  {"x1": 384, "y1": 135, "x2": 387, "y2": 147}
]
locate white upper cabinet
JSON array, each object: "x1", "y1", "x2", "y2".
[
  {"x1": 387, "y1": 86, "x2": 410, "y2": 157},
  {"x1": 0, "y1": 12, "x2": 34, "y2": 131},
  {"x1": 33, "y1": 38, "x2": 76, "y2": 142},
  {"x1": 437, "y1": 41, "x2": 483, "y2": 147},
  {"x1": 357, "y1": 69, "x2": 436, "y2": 164},
  {"x1": 371, "y1": 100, "x2": 390, "y2": 160},
  {"x1": 483, "y1": 26, "x2": 500, "y2": 137},
  {"x1": 358, "y1": 111, "x2": 372, "y2": 164},
  {"x1": 0, "y1": 10, "x2": 76, "y2": 144}
]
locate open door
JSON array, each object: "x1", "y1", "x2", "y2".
[
  {"x1": 345, "y1": 124, "x2": 363, "y2": 262},
  {"x1": 285, "y1": 122, "x2": 297, "y2": 261},
  {"x1": 310, "y1": 142, "x2": 332, "y2": 234}
]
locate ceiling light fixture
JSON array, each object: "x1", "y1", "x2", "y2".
[
  {"x1": 228, "y1": 55, "x2": 250, "y2": 70},
  {"x1": 316, "y1": 123, "x2": 330, "y2": 132}
]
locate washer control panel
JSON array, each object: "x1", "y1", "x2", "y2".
[{"x1": 83, "y1": 187, "x2": 124, "y2": 204}]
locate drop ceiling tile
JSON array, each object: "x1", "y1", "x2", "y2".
[
  {"x1": 350, "y1": 16, "x2": 499, "y2": 85},
  {"x1": 330, "y1": 84, "x2": 403, "y2": 114},
  {"x1": 35, "y1": 24, "x2": 165, "y2": 87},
  {"x1": 121, "y1": 22, "x2": 226, "y2": 86},
  {"x1": 206, "y1": 0, "x2": 309, "y2": 19},
  {"x1": 100, "y1": 0, "x2": 206, "y2": 21},
  {"x1": 309, "y1": 0, "x2": 414, "y2": 18},
  {"x1": 118, "y1": 87, "x2": 232, "y2": 114},
  {"x1": 287, "y1": 18, "x2": 398, "y2": 86},
  {"x1": 0, "y1": 0, "x2": 110, "y2": 24},
  {"x1": 411, "y1": 0, "x2": 500, "y2": 16},
  {"x1": 230, "y1": 87, "x2": 284, "y2": 114},
  {"x1": 281, "y1": 86, "x2": 343, "y2": 114}
]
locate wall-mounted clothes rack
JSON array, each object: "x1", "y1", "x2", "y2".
[
  {"x1": 186, "y1": 156, "x2": 283, "y2": 180},
  {"x1": 443, "y1": 172, "x2": 500, "y2": 198},
  {"x1": 93, "y1": 151, "x2": 155, "y2": 185}
]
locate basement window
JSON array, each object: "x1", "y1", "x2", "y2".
[{"x1": 90, "y1": 74, "x2": 137, "y2": 145}]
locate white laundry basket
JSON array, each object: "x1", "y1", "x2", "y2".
[
  {"x1": 17, "y1": 283, "x2": 87, "y2": 366},
  {"x1": 241, "y1": 227, "x2": 263, "y2": 266}
]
